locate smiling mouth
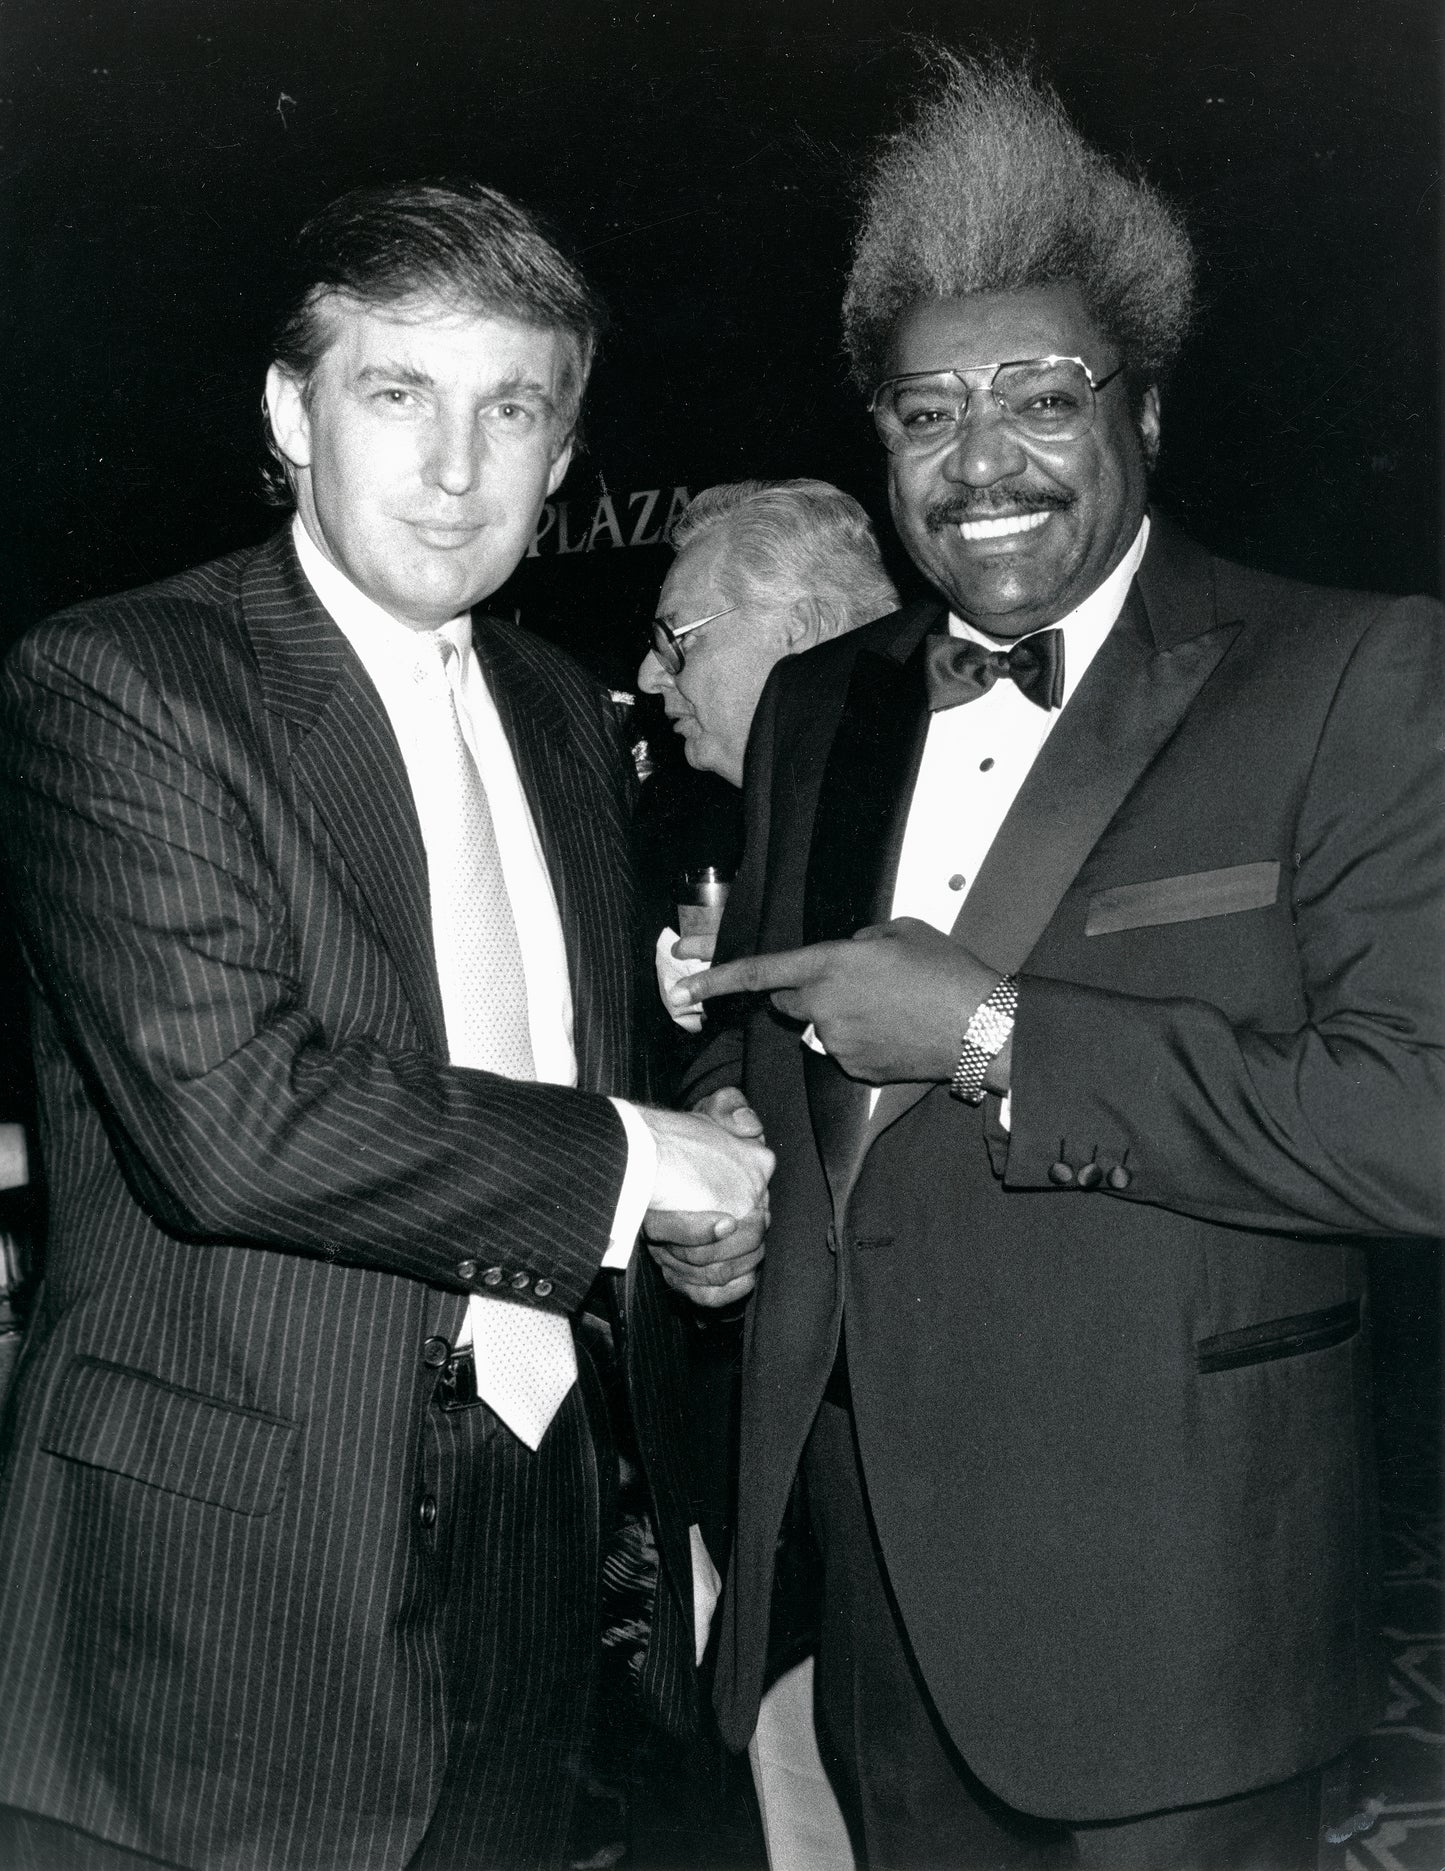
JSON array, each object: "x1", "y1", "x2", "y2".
[{"x1": 957, "y1": 511, "x2": 1052, "y2": 542}]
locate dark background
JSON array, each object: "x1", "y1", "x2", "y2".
[{"x1": 2, "y1": 0, "x2": 1439, "y2": 697}]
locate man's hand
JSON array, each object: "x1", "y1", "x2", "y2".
[
  {"x1": 644, "y1": 1207, "x2": 767, "y2": 1308},
  {"x1": 671, "y1": 918, "x2": 1004, "y2": 1086},
  {"x1": 690, "y1": 1085, "x2": 766, "y2": 1140},
  {"x1": 639, "y1": 1105, "x2": 774, "y2": 1307}
]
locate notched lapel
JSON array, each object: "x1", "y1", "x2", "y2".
[{"x1": 242, "y1": 534, "x2": 447, "y2": 1056}]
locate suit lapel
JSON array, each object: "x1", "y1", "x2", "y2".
[
  {"x1": 242, "y1": 533, "x2": 447, "y2": 1055},
  {"x1": 800, "y1": 602, "x2": 941, "y2": 1212},
  {"x1": 863, "y1": 520, "x2": 1243, "y2": 1154}
]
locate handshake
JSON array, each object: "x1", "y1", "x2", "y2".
[{"x1": 639, "y1": 1090, "x2": 773, "y2": 1308}]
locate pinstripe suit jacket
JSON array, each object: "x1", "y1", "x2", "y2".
[{"x1": 0, "y1": 529, "x2": 698, "y2": 1867}]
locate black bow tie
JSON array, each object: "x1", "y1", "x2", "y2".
[{"x1": 924, "y1": 628, "x2": 1065, "y2": 713}]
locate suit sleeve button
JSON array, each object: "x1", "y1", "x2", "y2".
[
  {"x1": 510, "y1": 1271, "x2": 531, "y2": 1291},
  {"x1": 1107, "y1": 1164, "x2": 1132, "y2": 1191},
  {"x1": 456, "y1": 1259, "x2": 478, "y2": 1282},
  {"x1": 482, "y1": 1267, "x2": 505, "y2": 1287},
  {"x1": 534, "y1": 1279, "x2": 553, "y2": 1298},
  {"x1": 418, "y1": 1494, "x2": 438, "y2": 1529},
  {"x1": 1049, "y1": 1161, "x2": 1075, "y2": 1186},
  {"x1": 421, "y1": 1336, "x2": 450, "y2": 1368},
  {"x1": 1076, "y1": 1162, "x2": 1103, "y2": 1190}
]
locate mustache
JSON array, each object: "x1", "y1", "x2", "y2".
[{"x1": 924, "y1": 493, "x2": 1070, "y2": 532}]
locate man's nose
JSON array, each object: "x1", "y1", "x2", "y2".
[
  {"x1": 426, "y1": 414, "x2": 484, "y2": 495},
  {"x1": 939, "y1": 398, "x2": 1029, "y2": 486},
  {"x1": 637, "y1": 648, "x2": 671, "y2": 695}
]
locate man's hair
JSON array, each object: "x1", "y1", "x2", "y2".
[
  {"x1": 669, "y1": 480, "x2": 900, "y2": 639},
  {"x1": 261, "y1": 179, "x2": 602, "y2": 504},
  {"x1": 842, "y1": 53, "x2": 1196, "y2": 400}
]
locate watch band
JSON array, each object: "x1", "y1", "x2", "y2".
[{"x1": 949, "y1": 974, "x2": 1019, "y2": 1105}]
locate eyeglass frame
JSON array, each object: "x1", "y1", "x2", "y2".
[
  {"x1": 649, "y1": 605, "x2": 739, "y2": 676},
  {"x1": 869, "y1": 354, "x2": 1128, "y2": 455}
]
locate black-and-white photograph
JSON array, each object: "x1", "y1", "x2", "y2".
[{"x1": 0, "y1": 4, "x2": 1439, "y2": 1868}]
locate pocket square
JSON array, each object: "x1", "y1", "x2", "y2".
[{"x1": 1085, "y1": 860, "x2": 1281, "y2": 936}]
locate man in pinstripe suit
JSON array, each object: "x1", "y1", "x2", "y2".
[{"x1": 0, "y1": 182, "x2": 772, "y2": 1870}]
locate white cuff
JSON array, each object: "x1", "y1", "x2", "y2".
[{"x1": 602, "y1": 1097, "x2": 658, "y2": 1267}]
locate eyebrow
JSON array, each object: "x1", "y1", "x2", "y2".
[{"x1": 353, "y1": 361, "x2": 558, "y2": 411}]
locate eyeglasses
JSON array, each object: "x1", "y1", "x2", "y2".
[
  {"x1": 870, "y1": 355, "x2": 1127, "y2": 455},
  {"x1": 649, "y1": 605, "x2": 738, "y2": 676}
]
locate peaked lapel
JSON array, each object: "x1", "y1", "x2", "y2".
[
  {"x1": 860, "y1": 520, "x2": 1244, "y2": 1173},
  {"x1": 470, "y1": 619, "x2": 625, "y2": 1096},
  {"x1": 241, "y1": 532, "x2": 447, "y2": 1055},
  {"x1": 800, "y1": 601, "x2": 942, "y2": 1211}
]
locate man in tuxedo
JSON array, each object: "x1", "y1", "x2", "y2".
[
  {"x1": 679, "y1": 58, "x2": 1444, "y2": 1870},
  {"x1": 0, "y1": 181, "x2": 772, "y2": 1871}
]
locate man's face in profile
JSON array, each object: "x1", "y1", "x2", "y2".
[
  {"x1": 266, "y1": 294, "x2": 574, "y2": 630},
  {"x1": 883, "y1": 282, "x2": 1158, "y2": 640},
  {"x1": 638, "y1": 533, "x2": 798, "y2": 788}
]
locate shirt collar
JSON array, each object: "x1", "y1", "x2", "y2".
[
  {"x1": 290, "y1": 513, "x2": 473, "y2": 672},
  {"x1": 948, "y1": 513, "x2": 1149, "y2": 708}
]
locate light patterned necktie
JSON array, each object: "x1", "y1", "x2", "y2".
[{"x1": 419, "y1": 635, "x2": 577, "y2": 1449}]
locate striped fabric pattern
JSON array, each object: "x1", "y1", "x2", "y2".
[{"x1": 0, "y1": 530, "x2": 697, "y2": 1867}]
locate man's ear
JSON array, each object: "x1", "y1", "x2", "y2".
[
  {"x1": 1136, "y1": 384, "x2": 1162, "y2": 470},
  {"x1": 265, "y1": 365, "x2": 312, "y2": 470},
  {"x1": 785, "y1": 594, "x2": 824, "y2": 648},
  {"x1": 546, "y1": 438, "x2": 574, "y2": 497}
]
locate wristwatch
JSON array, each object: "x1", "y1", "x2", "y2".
[{"x1": 949, "y1": 974, "x2": 1019, "y2": 1104}]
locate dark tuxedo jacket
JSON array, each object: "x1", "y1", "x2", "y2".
[
  {"x1": 0, "y1": 531, "x2": 697, "y2": 1867},
  {"x1": 688, "y1": 518, "x2": 1444, "y2": 1820}
]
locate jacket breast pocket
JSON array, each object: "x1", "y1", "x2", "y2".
[
  {"x1": 41, "y1": 1356, "x2": 296, "y2": 1515},
  {"x1": 1195, "y1": 1300, "x2": 1360, "y2": 1375},
  {"x1": 1085, "y1": 861, "x2": 1281, "y2": 936}
]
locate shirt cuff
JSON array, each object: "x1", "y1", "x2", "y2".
[{"x1": 602, "y1": 1097, "x2": 657, "y2": 1268}]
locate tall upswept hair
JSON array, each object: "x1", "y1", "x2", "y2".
[
  {"x1": 669, "y1": 479, "x2": 899, "y2": 638},
  {"x1": 843, "y1": 53, "x2": 1196, "y2": 395}
]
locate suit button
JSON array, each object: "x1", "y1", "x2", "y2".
[
  {"x1": 482, "y1": 1267, "x2": 504, "y2": 1287},
  {"x1": 418, "y1": 1494, "x2": 438, "y2": 1530},
  {"x1": 510, "y1": 1271, "x2": 530, "y2": 1291},
  {"x1": 1049, "y1": 1161, "x2": 1075, "y2": 1186},
  {"x1": 1076, "y1": 1162, "x2": 1103, "y2": 1190},
  {"x1": 1107, "y1": 1164, "x2": 1132, "y2": 1191},
  {"x1": 421, "y1": 1336, "x2": 449, "y2": 1368},
  {"x1": 456, "y1": 1259, "x2": 477, "y2": 1282},
  {"x1": 535, "y1": 1279, "x2": 553, "y2": 1298}
]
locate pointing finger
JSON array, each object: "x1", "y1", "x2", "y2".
[{"x1": 675, "y1": 944, "x2": 836, "y2": 1005}]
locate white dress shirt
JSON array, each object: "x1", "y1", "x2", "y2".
[
  {"x1": 291, "y1": 517, "x2": 654, "y2": 1267},
  {"x1": 872, "y1": 516, "x2": 1151, "y2": 1120}
]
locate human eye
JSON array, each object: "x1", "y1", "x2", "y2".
[
  {"x1": 481, "y1": 398, "x2": 544, "y2": 438},
  {"x1": 999, "y1": 364, "x2": 1088, "y2": 425},
  {"x1": 890, "y1": 382, "x2": 961, "y2": 437},
  {"x1": 371, "y1": 384, "x2": 421, "y2": 413}
]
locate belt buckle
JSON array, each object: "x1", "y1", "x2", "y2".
[{"x1": 435, "y1": 1346, "x2": 480, "y2": 1412}]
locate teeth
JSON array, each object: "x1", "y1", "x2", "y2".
[{"x1": 958, "y1": 511, "x2": 1051, "y2": 541}]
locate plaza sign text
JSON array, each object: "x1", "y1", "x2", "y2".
[{"x1": 528, "y1": 486, "x2": 691, "y2": 557}]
